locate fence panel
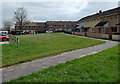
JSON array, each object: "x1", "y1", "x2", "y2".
[{"x1": 8, "y1": 34, "x2": 19, "y2": 43}]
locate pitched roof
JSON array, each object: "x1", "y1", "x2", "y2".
[
  {"x1": 79, "y1": 7, "x2": 120, "y2": 22},
  {"x1": 46, "y1": 21, "x2": 77, "y2": 25}
]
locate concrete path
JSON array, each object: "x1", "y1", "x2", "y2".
[
  {"x1": 1, "y1": 35, "x2": 119, "y2": 82},
  {"x1": 0, "y1": 42, "x2": 9, "y2": 45}
]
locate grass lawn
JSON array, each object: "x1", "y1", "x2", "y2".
[
  {"x1": 2, "y1": 33, "x2": 105, "y2": 67},
  {"x1": 10, "y1": 45, "x2": 119, "y2": 82}
]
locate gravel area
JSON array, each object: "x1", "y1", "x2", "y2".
[{"x1": 1, "y1": 35, "x2": 119, "y2": 82}]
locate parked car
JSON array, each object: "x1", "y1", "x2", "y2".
[
  {"x1": 0, "y1": 34, "x2": 10, "y2": 41},
  {"x1": 0, "y1": 31, "x2": 8, "y2": 34},
  {"x1": 15, "y1": 32, "x2": 26, "y2": 35},
  {"x1": 46, "y1": 30, "x2": 53, "y2": 33}
]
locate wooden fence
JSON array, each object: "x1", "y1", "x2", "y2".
[{"x1": 8, "y1": 34, "x2": 19, "y2": 43}]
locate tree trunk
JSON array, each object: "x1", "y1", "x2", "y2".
[{"x1": 19, "y1": 25, "x2": 22, "y2": 35}]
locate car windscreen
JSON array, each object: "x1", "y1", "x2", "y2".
[{"x1": 1, "y1": 34, "x2": 8, "y2": 37}]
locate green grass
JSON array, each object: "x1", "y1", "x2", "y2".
[
  {"x1": 10, "y1": 45, "x2": 119, "y2": 82},
  {"x1": 2, "y1": 33, "x2": 105, "y2": 67}
]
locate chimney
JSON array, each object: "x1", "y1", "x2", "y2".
[{"x1": 99, "y1": 10, "x2": 102, "y2": 13}]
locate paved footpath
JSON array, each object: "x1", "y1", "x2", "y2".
[
  {"x1": 1, "y1": 35, "x2": 119, "y2": 82},
  {"x1": 0, "y1": 42, "x2": 9, "y2": 45}
]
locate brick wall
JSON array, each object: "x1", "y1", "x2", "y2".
[
  {"x1": 15, "y1": 21, "x2": 77, "y2": 32},
  {"x1": 74, "y1": 32, "x2": 86, "y2": 36},
  {"x1": 86, "y1": 32, "x2": 102, "y2": 38}
]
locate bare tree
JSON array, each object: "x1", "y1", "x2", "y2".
[
  {"x1": 3, "y1": 20, "x2": 13, "y2": 32},
  {"x1": 13, "y1": 7, "x2": 29, "y2": 34}
]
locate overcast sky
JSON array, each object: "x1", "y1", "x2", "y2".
[{"x1": 0, "y1": 1, "x2": 119, "y2": 28}]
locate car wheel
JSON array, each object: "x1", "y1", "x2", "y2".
[{"x1": 2, "y1": 38, "x2": 7, "y2": 42}]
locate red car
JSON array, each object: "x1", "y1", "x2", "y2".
[{"x1": 0, "y1": 35, "x2": 10, "y2": 41}]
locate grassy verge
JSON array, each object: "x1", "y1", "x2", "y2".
[
  {"x1": 10, "y1": 44, "x2": 119, "y2": 82},
  {"x1": 2, "y1": 33, "x2": 105, "y2": 67}
]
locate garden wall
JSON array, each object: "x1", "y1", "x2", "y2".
[{"x1": 112, "y1": 35, "x2": 120, "y2": 41}]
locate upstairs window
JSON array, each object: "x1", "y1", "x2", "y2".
[{"x1": 92, "y1": 28, "x2": 95, "y2": 32}]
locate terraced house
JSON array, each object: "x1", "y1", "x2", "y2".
[
  {"x1": 46, "y1": 21, "x2": 77, "y2": 32},
  {"x1": 15, "y1": 22, "x2": 47, "y2": 33},
  {"x1": 15, "y1": 21, "x2": 77, "y2": 33},
  {"x1": 74, "y1": 7, "x2": 120, "y2": 41}
]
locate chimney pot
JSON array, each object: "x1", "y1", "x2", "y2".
[{"x1": 99, "y1": 10, "x2": 102, "y2": 13}]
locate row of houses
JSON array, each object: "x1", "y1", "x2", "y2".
[
  {"x1": 15, "y1": 21, "x2": 78, "y2": 33},
  {"x1": 15, "y1": 7, "x2": 120, "y2": 40},
  {"x1": 73, "y1": 7, "x2": 120, "y2": 41}
]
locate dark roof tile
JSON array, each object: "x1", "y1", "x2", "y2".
[{"x1": 79, "y1": 7, "x2": 120, "y2": 22}]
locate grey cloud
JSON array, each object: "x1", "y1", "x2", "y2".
[{"x1": 1, "y1": 2, "x2": 118, "y2": 28}]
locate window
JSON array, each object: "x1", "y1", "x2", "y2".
[
  {"x1": 111, "y1": 27, "x2": 117, "y2": 32},
  {"x1": 64, "y1": 29, "x2": 67, "y2": 31},
  {"x1": 64, "y1": 25, "x2": 66, "y2": 27},
  {"x1": 99, "y1": 28, "x2": 102, "y2": 33},
  {"x1": 68, "y1": 29, "x2": 72, "y2": 32},
  {"x1": 115, "y1": 15, "x2": 117, "y2": 18},
  {"x1": 92, "y1": 28, "x2": 95, "y2": 32},
  {"x1": 59, "y1": 28, "x2": 62, "y2": 30},
  {"x1": 55, "y1": 29, "x2": 58, "y2": 31}
]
